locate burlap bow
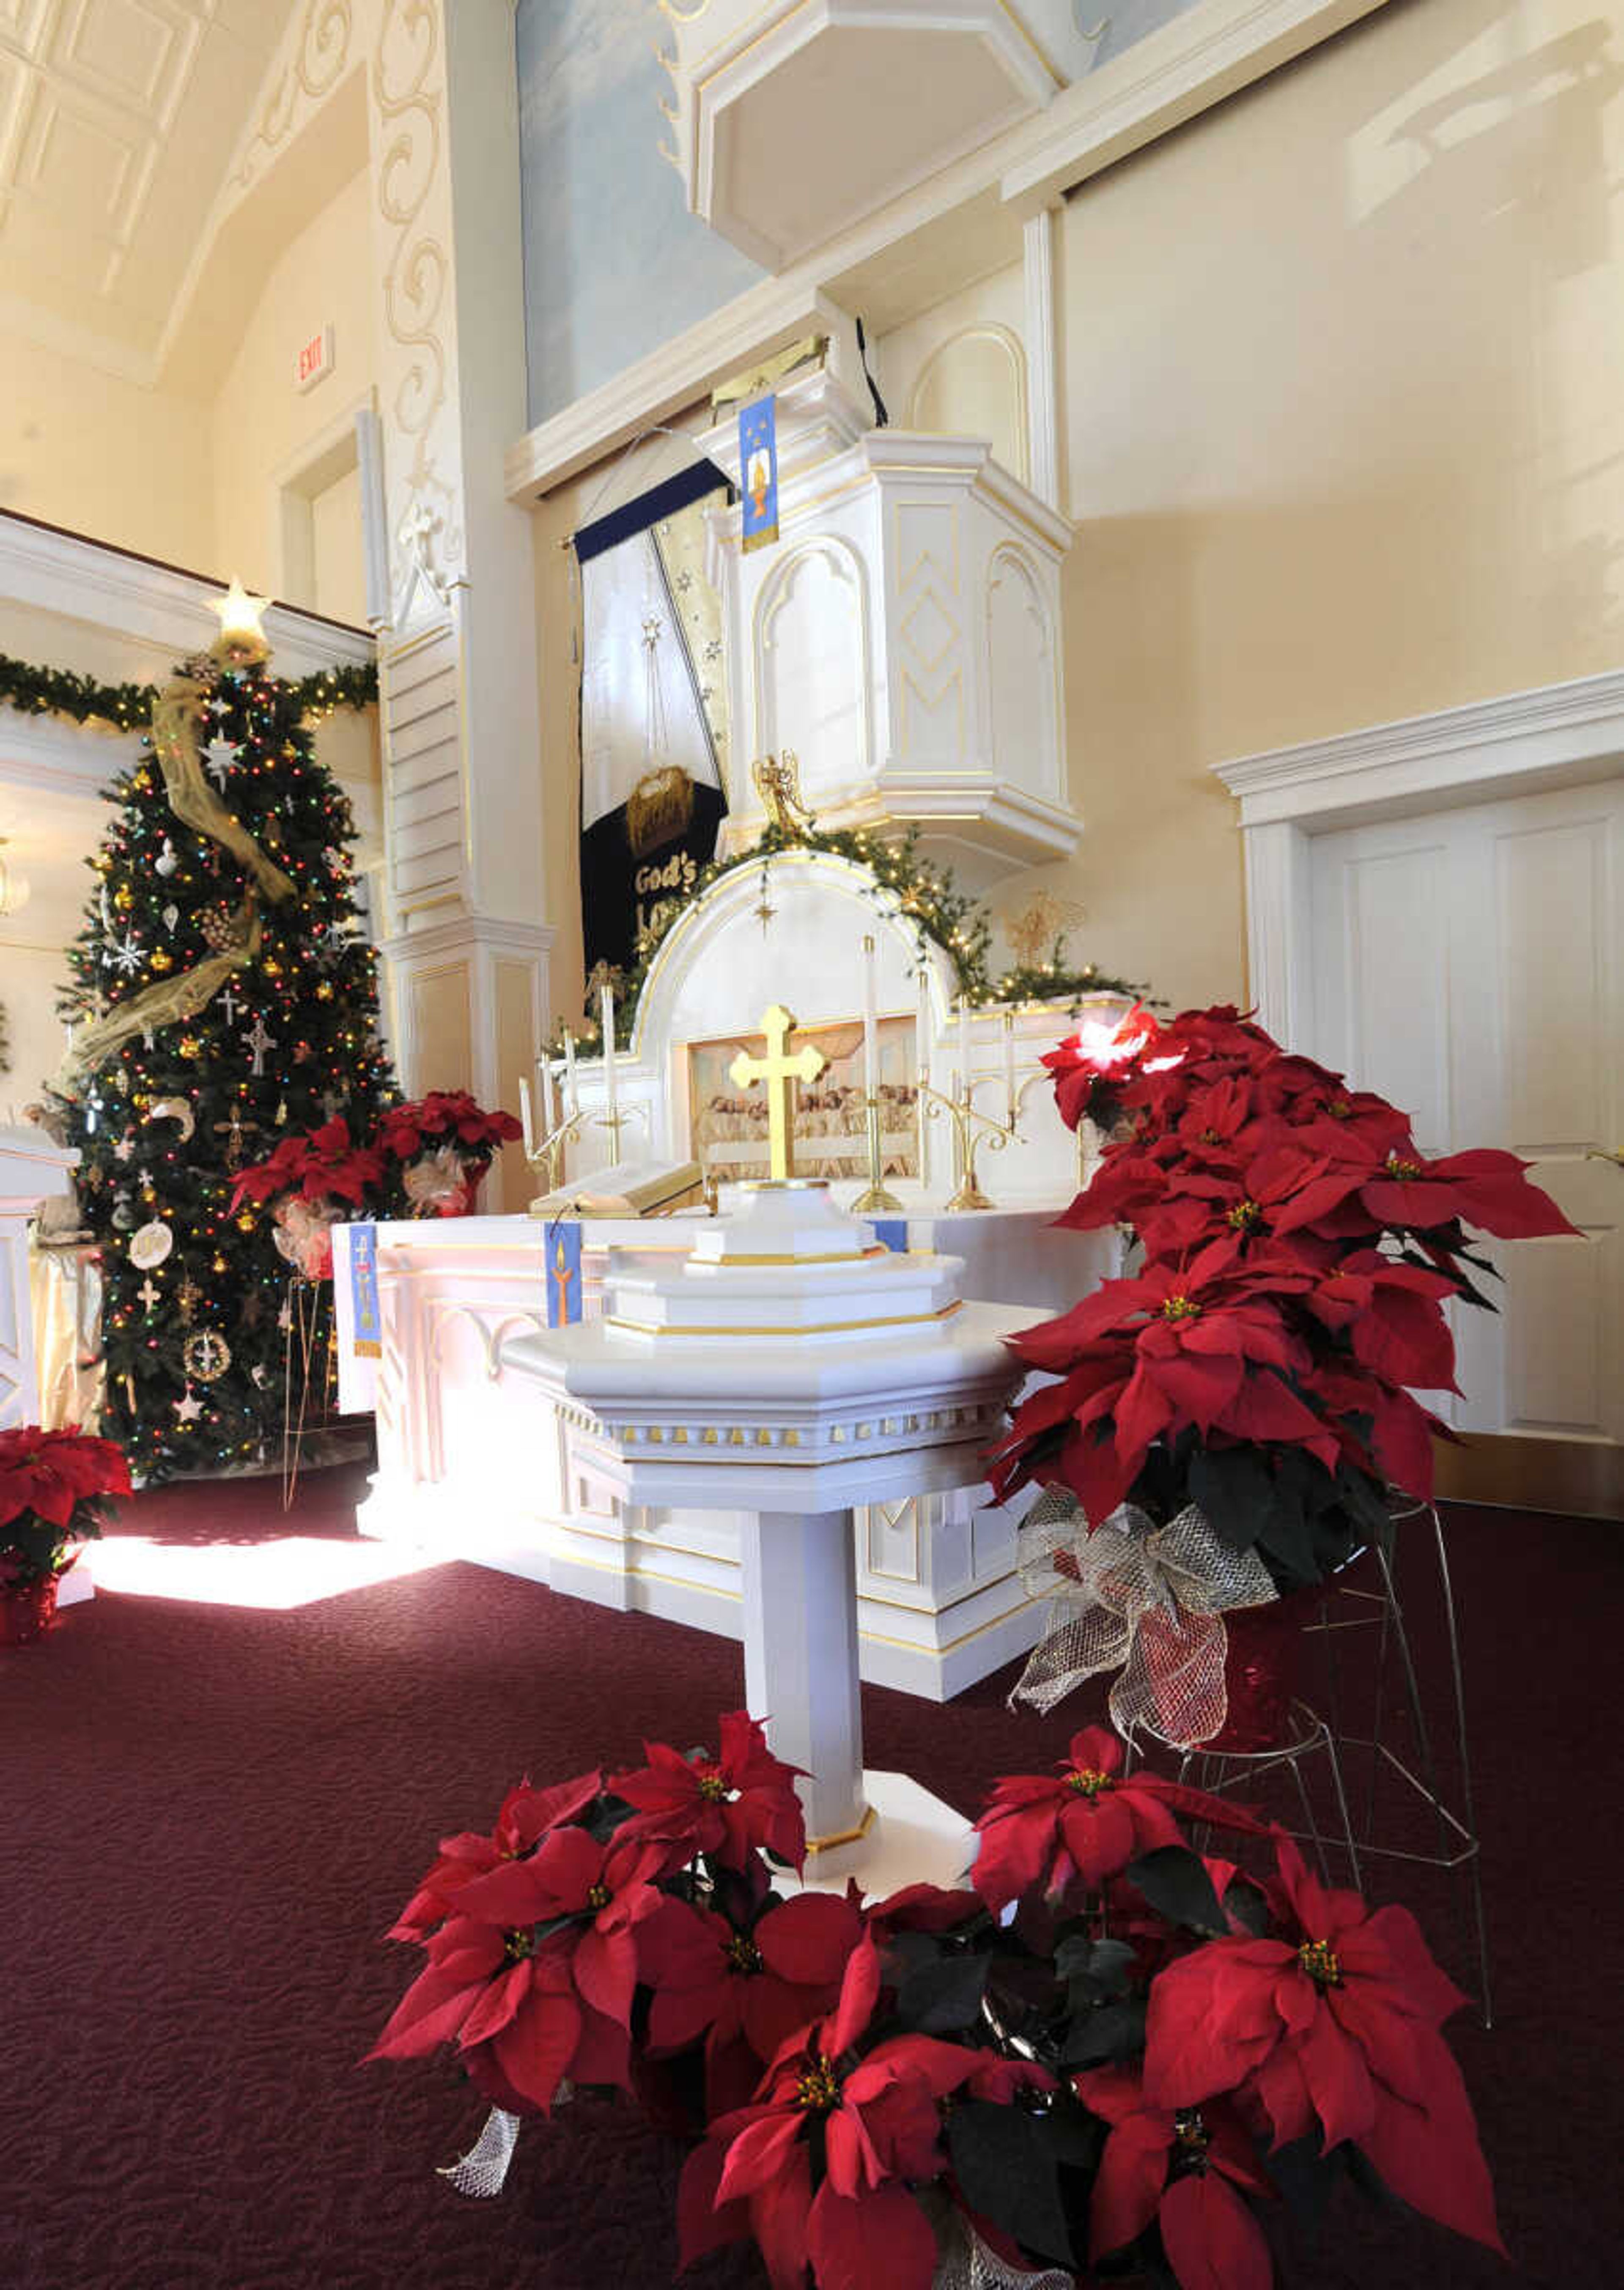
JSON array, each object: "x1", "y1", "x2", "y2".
[{"x1": 1010, "y1": 1490, "x2": 1278, "y2": 1749}]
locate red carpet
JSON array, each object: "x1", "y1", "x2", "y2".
[{"x1": 1, "y1": 1464, "x2": 1618, "y2": 2289}]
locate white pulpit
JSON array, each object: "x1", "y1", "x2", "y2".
[
  {"x1": 0, "y1": 1123, "x2": 77, "y2": 1432},
  {"x1": 503, "y1": 1181, "x2": 1037, "y2": 1883}
]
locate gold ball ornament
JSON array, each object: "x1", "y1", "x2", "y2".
[
  {"x1": 235, "y1": 1210, "x2": 257, "y2": 1233},
  {"x1": 211, "y1": 1252, "x2": 228, "y2": 1273},
  {"x1": 149, "y1": 948, "x2": 173, "y2": 973},
  {"x1": 262, "y1": 956, "x2": 283, "y2": 981},
  {"x1": 113, "y1": 885, "x2": 134, "y2": 911},
  {"x1": 178, "y1": 1033, "x2": 203, "y2": 1058},
  {"x1": 315, "y1": 981, "x2": 334, "y2": 1001}
]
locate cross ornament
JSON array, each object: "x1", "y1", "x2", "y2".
[
  {"x1": 219, "y1": 984, "x2": 241, "y2": 1026},
  {"x1": 137, "y1": 1276, "x2": 160, "y2": 1310},
  {"x1": 729, "y1": 1004, "x2": 828, "y2": 1182},
  {"x1": 244, "y1": 1016, "x2": 276, "y2": 1076},
  {"x1": 215, "y1": 1105, "x2": 261, "y2": 1171}
]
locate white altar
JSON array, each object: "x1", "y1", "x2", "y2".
[{"x1": 338, "y1": 847, "x2": 1126, "y2": 1699}]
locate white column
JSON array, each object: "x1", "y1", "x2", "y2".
[
  {"x1": 1239, "y1": 819, "x2": 1313, "y2": 1046},
  {"x1": 740, "y1": 1508, "x2": 867, "y2": 1846},
  {"x1": 1023, "y1": 205, "x2": 1062, "y2": 511}
]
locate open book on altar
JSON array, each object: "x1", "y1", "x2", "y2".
[{"x1": 528, "y1": 1157, "x2": 705, "y2": 1220}]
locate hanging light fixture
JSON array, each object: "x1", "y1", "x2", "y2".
[{"x1": 0, "y1": 839, "x2": 29, "y2": 918}]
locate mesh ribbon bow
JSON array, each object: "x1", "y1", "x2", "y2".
[{"x1": 1009, "y1": 1491, "x2": 1278, "y2": 1749}]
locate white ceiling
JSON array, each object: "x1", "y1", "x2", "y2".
[{"x1": 0, "y1": 0, "x2": 298, "y2": 374}]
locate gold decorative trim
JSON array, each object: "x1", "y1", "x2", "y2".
[
  {"x1": 604, "y1": 1301, "x2": 962, "y2": 1338},
  {"x1": 806, "y1": 1801, "x2": 876, "y2": 1856}
]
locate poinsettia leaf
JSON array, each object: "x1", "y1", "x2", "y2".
[
  {"x1": 896, "y1": 1950, "x2": 989, "y2": 2034},
  {"x1": 1224, "y1": 1875, "x2": 1272, "y2": 1938},
  {"x1": 1264, "y1": 2135, "x2": 1343, "y2": 2232},
  {"x1": 1055, "y1": 1935, "x2": 1137, "y2": 1998},
  {"x1": 946, "y1": 2101, "x2": 1077, "y2": 2267},
  {"x1": 583, "y1": 1794, "x2": 636, "y2": 1843},
  {"x1": 1125, "y1": 1846, "x2": 1227, "y2": 1936},
  {"x1": 1188, "y1": 1448, "x2": 1273, "y2": 1552},
  {"x1": 1060, "y1": 1996, "x2": 1146, "y2": 2066}
]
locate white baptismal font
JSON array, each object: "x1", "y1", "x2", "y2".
[{"x1": 502, "y1": 1176, "x2": 1036, "y2": 1883}]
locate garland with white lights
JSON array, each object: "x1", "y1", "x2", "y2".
[{"x1": 0, "y1": 649, "x2": 377, "y2": 733}]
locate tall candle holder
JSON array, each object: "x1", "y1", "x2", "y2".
[
  {"x1": 915, "y1": 1073, "x2": 1015, "y2": 1212},
  {"x1": 851, "y1": 1089, "x2": 904, "y2": 1215}
]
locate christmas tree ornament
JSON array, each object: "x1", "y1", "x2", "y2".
[
  {"x1": 111, "y1": 1200, "x2": 135, "y2": 1231},
  {"x1": 244, "y1": 1015, "x2": 276, "y2": 1075},
  {"x1": 145, "y1": 1097, "x2": 196, "y2": 1141},
  {"x1": 114, "y1": 884, "x2": 133, "y2": 911},
  {"x1": 315, "y1": 981, "x2": 334, "y2": 1001},
  {"x1": 211, "y1": 1252, "x2": 229, "y2": 1274},
  {"x1": 172, "y1": 1385, "x2": 204, "y2": 1424},
  {"x1": 137, "y1": 1277, "x2": 161, "y2": 1311},
  {"x1": 156, "y1": 838, "x2": 178, "y2": 877},
  {"x1": 203, "y1": 738, "x2": 237, "y2": 791},
  {"x1": 112, "y1": 1132, "x2": 136, "y2": 1162},
  {"x1": 182, "y1": 1330, "x2": 231, "y2": 1383},
  {"x1": 130, "y1": 1219, "x2": 174, "y2": 1269},
  {"x1": 262, "y1": 956, "x2": 283, "y2": 981},
  {"x1": 176, "y1": 1276, "x2": 201, "y2": 1324},
  {"x1": 208, "y1": 577, "x2": 272, "y2": 667},
  {"x1": 149, "y1": 948, "x2": 173, "y2": 974},
  {"x1": 251, "y1": 1363, "x2": 270, "y2": 1390},
  {"x1": 178, "y1": 1034, "x2": 203, "y2": 1059},
  {"x1": 106, "y1": 930, "x2": 142, "y2": 975},
  {"x1": 162, "y1": 903, "x2": 180, "y2": 932},
  {"x1": 236, "y1": 1210, "x2": 257, "y2": 1233}
]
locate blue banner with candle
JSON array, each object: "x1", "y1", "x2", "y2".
[
  {"x1": 546, "y1": 1218, "x2": 584, "y2": 1327},
  {"x1": 348, "y1": 1222, "x2": 382, "y2": 1358},
  {"x1": 867, "y1": 1218, "x2": 910, "y2": 1255},
  {"x1": 739, "y1": 394, "x2": 779, "y2": 553}
]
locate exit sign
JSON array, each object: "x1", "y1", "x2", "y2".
[{"x1": 294, "y1": 324, "x2": 334, "y2": 392}]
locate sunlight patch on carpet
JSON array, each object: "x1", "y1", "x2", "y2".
[{"x1": 85, "y1": 1538, "x2": 447, "y2": 1610}]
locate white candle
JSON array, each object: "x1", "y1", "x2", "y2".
[
  {"x1": 861, "y1": 935, "x2": 879, "y2": 1097},
  {"x1": 1002, "y1": 1010, "x2": 1017, "y2": 1127},
  {"x1": 563, "y1": 1028, "x2": 578, "y2": 1115},
  {"x1": 916, "y1": 968, "x2": 931, "y2": 1081},
  {"x1": 519, "y1": 1075, "x2": 536, "y2": 1160},
  {"x1": 957, "y1": 998, "x2": 973, "y2": 1105},
  {"x1": 600, "y1": 984, "x2": 618, "y2": 1118}
]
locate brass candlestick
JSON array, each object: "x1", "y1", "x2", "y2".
[
  {"x1": 916, "y1": 1075, "x2": 1014, "y2": 1212},
  {"x1": 523, "y1": 1105, "x2": 585, "y2": 1212},
  {"x1": 851, "y1": 1088, "x2": 904, "y2": 1214}
]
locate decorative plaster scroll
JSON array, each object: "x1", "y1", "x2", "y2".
[
  {"x1": 233, "y1": 0, "x2": 355, "y2": 191},
  {"x1": 373, "y1": 0, "x2": 461, "y2": 618}
]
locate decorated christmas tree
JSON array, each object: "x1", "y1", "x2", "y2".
[{"x1": 56, "y1": 582, "x2": 395, "y2": 1481}]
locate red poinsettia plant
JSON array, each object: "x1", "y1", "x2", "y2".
[
  {"x1": 373, "y1": 1091, "x2": 523, "y2": 1219},
  {"x1": 992, "y1": 1001, "x2": 1576, "y2": 1588},
  {"x1": 0, "y1": 1422, "x2": 130, "y2": 1588},
  {"x1": 229, "y1": 1116, "x2": 389, "y2": 1280},
  {"x1": 371, "y1": 1712, "x2": 1501, "y2": 2288}
]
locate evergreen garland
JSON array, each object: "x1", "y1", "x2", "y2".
[
  {"x1": 0, "y1": 649, "x2": 376, "y2": 734},
  {"x1": 554, "y1": 822, "x2": 1150, "y2": 1050}
]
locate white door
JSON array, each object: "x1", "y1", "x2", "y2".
[{"x1": 1309, "y1": 778, "x2": 1624, "y2": 1452}]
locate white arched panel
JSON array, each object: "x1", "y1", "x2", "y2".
[
  {"x1": 754, "y1": 539, "x2": 870, "y2": 805},
  {"x1": 986, "y1": 543, "x2": 1058, "y2": 799},
  {"x1": 908, "y1": 325, "x2": 1029, "y2": 485}
]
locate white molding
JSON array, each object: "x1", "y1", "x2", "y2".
[
  {"x1": 0, "y1": 514, "x2": 375, "y2": 679},
  {"x1": 0, "y1": 712, "x2": 137, "y2": 798},
  {"x1": 1214, "y1": 667, "x2": 1624, "y2": 828},
  {"x1": 505, "y1": 0, "x2": 1382, "y2": 503},
  {"x1": 1022, "y1": 206, "x2": 1060, "y2": 510},
  {"x1": 1217, "y1": 668, "x2": 1624, "y2": 1037},
  {"x1": 999, "y1": 0, "x2": 1389, "y2": 213},
  {"x1": 377, "y1": 915, "x2": 557, "y2": 966},
  {"x1": 505, "y1": 280, "x2": 844, "y2": 501}
]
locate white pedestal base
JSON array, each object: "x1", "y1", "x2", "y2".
[{"x1": 791, "y1": 1769, "x2": 974, "y2": 1898}]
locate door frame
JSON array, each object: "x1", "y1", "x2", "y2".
[
  {"x1": 1214, "y1": 670, "x2": 1624, "y2": 1517},
  {"x1": 1213, "y1": 667, "x2": 1624, "y2": 1046}
]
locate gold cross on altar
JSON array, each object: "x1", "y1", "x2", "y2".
[{"x1": 730, "y1": 1004, "x2": 828, "y2": 1181}]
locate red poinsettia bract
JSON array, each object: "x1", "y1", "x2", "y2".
[
  {"x1": 375, "y1": 1091, "x2": 523, "y2": 1161},
  {"x1": 0, "y1": 1423, "x2": 131, "y2": 1531},
  {"x1": 230, "y1": 1117, "x2": 385, "y2": 1211},
  {"x1": 368, "y1": 1827, "x2": 665, "y2": 2112},
  {"x1": 1141, "y1": 1834, "x2": 1503, "y2": 2254},
  {"x1": 386, "y1": 1767, "x2": 602, "y2": 1941},
  {"x1": 609, "y1": 1709, "x2": 807, "y2": 1873},
  {"x1": 680, "y1": 1939, "x2": 1053, "y2": 2290},
  {"x1": 971, "y1": 1725, "x2": 1259, "y2": 1912},
  {"x1": 1075, "y1": 2061, "x2": 1273, "y2": 2289},
  {"x1": 642, "y1": 1888, "x2": 862, "y2": 2111}
]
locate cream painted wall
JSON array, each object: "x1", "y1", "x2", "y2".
[
  {"x1": 0, "y1": 339, "x2": 214, "y2": 570},
  {"x1": 211, "y1": 166, "x2": 377, "y2": 614},
  {"x1": 1049, "y1": 0, "x2": 1624, "y2": 1012}
]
